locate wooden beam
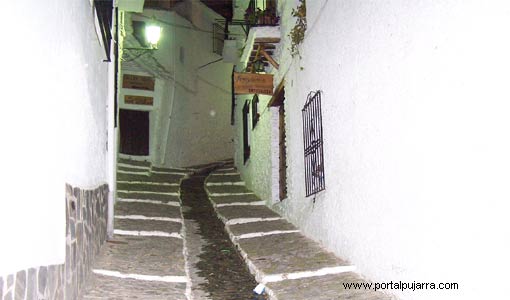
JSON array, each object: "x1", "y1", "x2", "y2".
[
  {"x1": 260, "y1": 48, "x2": 279, "y2": 70},
  {"x1": 254, "y1": 37, "x2": 280, "y2": 44},
  {"x1": 252, "y1": 44, "x2": 276, "y2": 50},
  {"x1": 251, "y1": 44, "x2": 263, "y2": 73},
  {"x1": 250, "y1": 49, "x2": 274, "y2": 56},
  {"x1": 268, "y1": 80, "x2": 285, "y2": 107}
]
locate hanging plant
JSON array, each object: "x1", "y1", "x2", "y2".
[{"x1": 289, "y1": 0, "x2": 306, "y2": 57}]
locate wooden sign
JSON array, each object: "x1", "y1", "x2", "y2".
[
  {"x1": 233, "y1": 72, "x2": 273, "y2": 95},
  {"x1": 122, "y1": 74, "x2": 155, "y2": 91},
  {"x1": 125, "y1": 95, "x2": 153, "y2": 106}
]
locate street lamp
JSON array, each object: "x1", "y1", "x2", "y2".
[
  {"x1": 124, "y1": 21, "x2": 162, "y2": 52},
  {"x1": 145, "y1": 23, "x2": 162, "y2": 49}
]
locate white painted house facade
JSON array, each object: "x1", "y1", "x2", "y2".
[
  {"x1": 118, "y1": 1, "x2": 234, "y2": 168},
  {"x1": 232, "y1": 1, "x2": 510, "y2": 299}
]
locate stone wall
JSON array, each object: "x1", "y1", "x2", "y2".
[{"x1": 0, "y1": 184, "x2": 108, "y2": 300}]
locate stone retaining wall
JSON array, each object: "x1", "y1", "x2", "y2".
[{"x1": 0, "y1": 184, "x2": 108, "y2": 300}]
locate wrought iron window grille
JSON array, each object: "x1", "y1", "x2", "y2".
[
  {"x1": 302, "y1": 91, "x2": 326, "y2": 197},
  {"x1": 252, "y1": 94, "x2": 260, "y2": 129}
]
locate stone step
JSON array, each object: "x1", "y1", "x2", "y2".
[
  {"x1": 118, "y1": 158, "x2": 151, "y2": 167},
  {"x1": 82, "y1": 274, "x2": 187, "y2": 300},
  {"x1": 215, "y1": 205, "x2": 280, "y2": 222},
  {"x1": 117, "y1": 165, "x2": 150, "y2": 172},
  {"x1": 228, "y1": 219, "x2": 297, "y2": 237},
  {"x1": 205, "y1": 184, "x2": 253, "y2": 194},
  {"x1": 117, "y1": 173, "x2": 183, "y2": 183},
  {"x1": 208, "y1": 193, "x2": 264, "y2": 205},
  {"x1": 115, "y1": 201, "x2": 181, "y2": 219},
  {"x1": 114, "y1": 218, "x2": 182, "y2": 234},
  {"x1": 117, "y1": 173, "x2": 150, "y2": 182},
  {"x1": 151, "y1": 166, "x2": 190, "y2": 174},
  {"x1": 205, "y1": 169, "x2": 391, "y2": 300},
  {"x1": 238, "y1": 232, "x2": 350, "y2": 275},
  {"x1": 212, "y1": 168, "x2": 238, "y2": 174},
  {"x1": 265, "y1": 272, "x2": 393, "y2": 300},
  {"x1": 117, "y1": 182, "x2": 180, "y2": 193},
  {"x1": 150, "y1": 173, "x2": 186, "y2": 183},
  {"x1": 117, "y1": 192, "x2": 181, "y2": 203},
  {"x1": 205, "y1": 174, "x2": 243, "y2": 183},
  {"x1": 91, "y1": 235, "x2": 186, "y2": 277}
]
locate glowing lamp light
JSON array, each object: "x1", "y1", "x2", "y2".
[{"x1": 146, "y1": 24, "x2": 162, "y2": 47}]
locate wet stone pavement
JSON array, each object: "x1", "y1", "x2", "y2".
[
  {"x1": 180, "y1": 172, "x2": 265, "y2": 300},
  {"x1": 80, "y1": 158, "x2": 392, "y2": 299},
  {"x1": 80, "y1": 159, "x2": 263, "y2": 300}
]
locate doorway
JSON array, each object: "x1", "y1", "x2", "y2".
[
  {"x1": 278, "y1": 103, "x2": 287, "y2": 200},
  {"x1": 119, "y1": 109, "x2": 149, "y2": 156},
  {"x1": 269, "y1": 82, "x2": 287, "y2": 200}
]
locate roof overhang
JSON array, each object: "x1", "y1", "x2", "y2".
[{"x1": 117, "y1": 0, "x2": 145, "y2": 12}]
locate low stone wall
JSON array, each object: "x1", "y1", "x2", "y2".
[{"x1": 0, "y1": 184, "x2": 108, "y2": 300}]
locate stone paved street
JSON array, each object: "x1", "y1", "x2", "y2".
[
  {"x1": 180, "y1": 169, "x2": 261, "y2": 299},
  {"x1": 205, "y1": 168, "x2": 396, "y2": 300},
  {"x1": 80, "y1": 159, "x2": 394, "y2": 299},
  {"x1": 80, "y1": 159, "x2": 191, "y2": 300}
]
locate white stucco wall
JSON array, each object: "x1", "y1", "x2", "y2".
[
  {"x1": 235, "y1": 1, "x2": 510, "y2": 299},
  {"x1": 122, "y1": 3, "x2": 234, "y2": 168},
  {"x1": 234, "y1": 93, "x2": 274, "y2": 201},
  {"x1": 0, "y1": 0, "x2": 109, "y2": 275},
  {"x1": 160, "y1": 3, "x2": 234, "y2": 167}
]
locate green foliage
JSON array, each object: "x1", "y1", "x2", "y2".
[{"x1": 289, "y1": 0, "x2": 307, "y2": 57}]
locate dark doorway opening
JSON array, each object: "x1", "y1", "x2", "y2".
[
  {"x1": 278, "y1": 103, "x2": 287, "y2": 200},
  {"x1": 242, "y1": 100, "x2": 251, "y2": 164},
  {"x1": 269, "y1": 82, "x2": 287, "y2": 200},
  {"x1": 119, "y1": 109, "x2": 149, "y2": 156}
]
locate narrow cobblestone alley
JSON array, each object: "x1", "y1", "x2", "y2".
[
  {"x1": 77, "y1": 160, "x2": 390, "y2": 300},
  {"x1": 180, "y1": 168, "x2": 261, "y2": 300},
  {"x1": 80, "y1": 158, "x2": 393, "y2": 300},
  {"x1": 80, "y1": 159, "x2": 262, "y2": 300}
]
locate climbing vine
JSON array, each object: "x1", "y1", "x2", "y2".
[{"x1": 289, "y1": 0, "x2": 306, "y2": 57}]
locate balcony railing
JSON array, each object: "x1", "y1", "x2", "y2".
[{"x1": 244, "y1": 0, "x2": 279, "y2": 27}]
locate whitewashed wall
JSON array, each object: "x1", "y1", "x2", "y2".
[
  {"x1": 162, "y1": 2, "x2": 234, "y2": 168},
  {"x1": 0, "y1": 0, "x2": 109, "y2": 275},
  {"x1": 235, "y1": 1, "x2": 510, "y2": 299},
  {"x1": 124, "y1": 2, "x2": 234, "y2": 168},
  {"x1": 234, "y1": 93, "x2": 275, "y2": 201}
]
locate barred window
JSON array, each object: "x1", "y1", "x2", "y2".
[{"x1": 302, "y1": 91, "x2": 325, "y2": 197}]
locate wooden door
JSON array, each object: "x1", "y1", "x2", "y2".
[
  {"x1": 278, "y1": 101, "x2": 287, "y2": 200},
  {"x1": 119, "y1": 109, "x2": 149, "y2": 156}
]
